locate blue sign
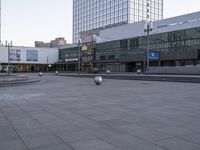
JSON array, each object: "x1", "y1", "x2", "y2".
[
  {"x1": 148, "y1": 51, "x2": 160, "y2": 61},
  {"x1": 26, "y1": 50, "x2": 38, "y2": 61}
]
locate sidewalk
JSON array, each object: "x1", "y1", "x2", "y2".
[{"x1": 1, "y1": 74, "x2": 200, "y2": 150}]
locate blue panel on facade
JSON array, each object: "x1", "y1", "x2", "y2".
[
  {"x1": 148, "y1": 51, "x2": 160, "y2": 60},
  {"x1": 26, "y1": 50, "x2": 38, "y2": 61}
]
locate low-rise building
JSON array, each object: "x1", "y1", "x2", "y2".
[
  {"x1": 0, "y1": 46, "x2": 58, "y2": 72},
  {"x1": 59, "y1": 11, "x2": 200, "y2": 72},
  {"x1": 35, "y1": 37, "x2": 66, "y2": 48}
]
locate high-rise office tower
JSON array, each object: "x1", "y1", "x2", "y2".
[{"x1": 73, "y1": 0, "x2": 163, "y2": 43}]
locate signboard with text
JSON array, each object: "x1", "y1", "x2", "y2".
[
  {"x1": 9, "y1": 49, "x2": 21, "y2": 61},
  {"x1": 148, "y1": 51, "x2": 160, "y2": 61}
]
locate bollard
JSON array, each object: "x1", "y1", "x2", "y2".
[
  {"x1": 106, "y1": 70, "x2": 110, "y2": 75},
  {"x1": 39, "y1": 72, "x2": 43, "y2": 77},
  {"x1": 94, "y1": 76, "x2": 103, "y2": 85},
  {"x1": 55, "y1": 71, "x2": 59, "y2": 75},
  {"x1": 137, "y1": 69, "x2": 141, "y2": 74}
]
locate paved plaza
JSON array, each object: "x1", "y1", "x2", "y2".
[{"x1": 0, "y1": 73, "x2": 200, "y2": 150}]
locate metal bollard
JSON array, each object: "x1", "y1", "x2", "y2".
[
  {"x1": 39, "y1": 72, "x2": 43, "y2": 77},
  {"x1": 94, "y1": 76, "x2": 103, "y2": 85},
  {"x1": 106, "y1": 70, "x2": 110, "y2": 75},
  {"x1": 55, "y1": 71, "x2": 59, "y2": 75}
]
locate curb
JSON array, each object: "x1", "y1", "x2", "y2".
[
  {"x1": 0, "y1": 79, "x2": 40, "y2": 87},
  {"x1": 58, "y1": 74, "x2": 200, "y2": 83}
]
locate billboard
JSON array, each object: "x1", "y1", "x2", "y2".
[
  {"x1": 26, "y1": 50, "x2": 38, "y2": 61},
  {"x1": 148, "y1": 51, "x2": 160, "y2": 61},
  {"x1": 9, "y1": 49, "x2": 21, "y2": 61}
]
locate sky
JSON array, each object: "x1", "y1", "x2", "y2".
[{"x1": 1, "y1": 0, "x2": 200, "y2": 47}]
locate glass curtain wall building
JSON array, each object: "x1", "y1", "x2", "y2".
[
  {"x1": 73, "y1": 0, "x2": 163, "y2": 43},
  {"x1": 60, "y1": 26, "x2": 200, "y2": 72}
]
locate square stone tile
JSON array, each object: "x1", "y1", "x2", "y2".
[
  {"x1": 116, "y1": 125, "x2": 173, "y2": 142},
  {"x1": 21, "y1": 132, "x2": 63, "y2": 149},
  {"x1": 156, "y1": 137, "x2": 200, "y2": 150},
  {"x1": 72, "y1": 139, "x2": 117, "y2": 150},
  {"x1": 56, "y1": 129, "x2": 98, "y2": 143},
  {"x1": 0, "y1": 139, "x2": 26, "y2": 150},
  {"x1": 31, "y1": 143, "x2": 75, "y2": 150},
  {"x1": 178, "y1": 132, "x2": 200, "y2": 145}
]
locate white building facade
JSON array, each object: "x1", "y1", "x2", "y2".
[
  {"x1": 0, "y1": 46, "x2": 58, "y2": 72},
  {"x1": 97, "y1": 11, "x2": 200, "y2": 43},
  {"x1": 73, "y1": 0, "x2": 163, "y2": 42}
]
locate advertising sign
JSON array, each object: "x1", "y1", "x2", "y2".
[
  {"x1": 26, "y1": 50, "x2": 38, "y2": 61},
  {"x1": 148, "y1": 51, "x2": 160, "y2": 61},
  {"x1": 9, "y1": 49, "x2": 21, "y2": 61}
]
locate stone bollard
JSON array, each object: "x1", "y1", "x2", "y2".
[
  {"x1": 39, "y1": 72, "x2": 43, "y2": 77},
  {"x1": 55, "y1": 71, "x2": 59, "y2": 75},
  {"x1": 94, "y1": 76, "x2": 103, "y2": 85},
  {"x1": 137, "y1": 69, "x2": 141, "y2": 74},
  {"x1": 106, "y1": 70, "x2": 110, "y2": 75}
]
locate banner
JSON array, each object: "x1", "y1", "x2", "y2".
[{"x1": 9, "y1": 49, "x2": 21, "y2": 61}]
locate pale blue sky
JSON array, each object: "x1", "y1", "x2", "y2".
[{"x1": 2, "y1": 0, "x2": 200, "y2": 46}]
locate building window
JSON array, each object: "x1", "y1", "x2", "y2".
[{"x1": 100, "y1": 55, "x2": 106, "y2": 60}]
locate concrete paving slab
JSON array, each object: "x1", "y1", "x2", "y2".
[
  {"x1": 0, "y1": 139, "x2": 26, "y2": 150},
  {"x1": 156, "y1": 137, "x2": 200, "y2": 150},
  {"x1": 31, "y1": 143, "x2": 75, "y2": 150},
  {"x1": 21, "y1": 132, "x2": 63, "y2": 149},
  {"x1": 55, "y1": 129, "x2": 99, "y2": 143},
  {"x1": 71, "y1": 139, "x2": 117, "y2": 150},
  {"x1": 178, "y1": 132, "x2": 200, "y2": 145}
]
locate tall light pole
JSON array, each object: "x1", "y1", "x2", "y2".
[
  {"x1": 144, "y1": 22, "x2": 152, "y2": 72},
  {"x1": 92, "y1": 34, "x2": 96, "y2": 62},
  {"x1": 6, "y1": 41, "x2": 12, "y2": 74},
  {"x1": 65, "y1": 54, "x2": 68, "y2": 72},
  {"x1": 46, "y1": 56, "x2": 49, "y2": 72},
  {"x1": 77, "y1": 39, "x2": 82, "y2": 74},
  {"x1": 16, "y1": 50, "x2": 20, "y2": 72},
  {"x1": 144, "y1": 0, "x2": 153, "y2": 72}
]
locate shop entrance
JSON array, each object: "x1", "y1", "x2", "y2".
[{"x1": 127, "y1": 62, "x2": 136, "y2": 72}]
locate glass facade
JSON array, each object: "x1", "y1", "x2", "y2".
[
  {"x1": 129, "y1": 0, "x2": 163, "y2": 23},
  {"x1": 59, "y1": 47, "x2": 78, "y2": 60},
  {"x1": 73, "y1": 0, "x2": 163, "y2": 43},
  {"x1": 60, "y1": 27, "x2": 200, "y2": 72},
  {"x1": 96, "y1": 27, "x2": 200, "y2": 61}
]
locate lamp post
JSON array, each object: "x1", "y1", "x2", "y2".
[
  {"x1": 65, "y1": 54, "x2": 68, "y2": 72},
  {"x1": 77, "y1": 39, "x2": 82, "y2": 74},
  {"x1": 16, "y1": 50, "x2": 20, "y2": 72},
  {"x1": 5, "y1": 41, "x2": 12, "y2": 74},
  {"x1": 144, "y1": 22, "x2": 152, "y2": 72},
  {"x1": 46, "y1": 56, "x2": 49, "y2": 72},
  {"x1": 92, "y1": 34, "x2": 96, "y2": 60}
]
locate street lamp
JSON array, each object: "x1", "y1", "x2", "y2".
[
  {"x1": 65, "y1": 53, "x2": 68, "y2": 72},
  {"x1": 144, "y1": 22, "x2": 153, "y2": 72},
  {"x1": 16, "y1": 50, "x2": 20, "y2": 72},
  {"x1": 5, "y1": 41, "x2": 12, "y2": 74},
  {"x1": 77, "y1": 38, "x2": 82, "y2": 74}
]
